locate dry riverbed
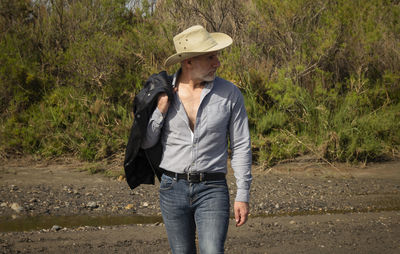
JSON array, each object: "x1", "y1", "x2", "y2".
[{"x1": 0, "y1": 156, "x2": 399, "y2": 253}]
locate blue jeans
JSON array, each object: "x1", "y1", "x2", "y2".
[{"x1": 159, "y1": 174, "x2": 230, "y2": 254}]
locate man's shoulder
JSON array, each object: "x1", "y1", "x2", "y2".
[
  {"x1": 215, "y1": 76, "x2": 234, "y2": 85},
  {"x1": 214, "y1": 76, "x2": 242, "y2": 95}
]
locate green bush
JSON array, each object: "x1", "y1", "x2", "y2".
[{"x1": 0, "y1": 86, "x2": 133, "y2": 160}]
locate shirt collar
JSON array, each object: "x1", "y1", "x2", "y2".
[
  {"x1": 172, "y1": 68, "x2": 215, "y2": 91},
  {"x1": 172, "y1": 68, "x2": 181, "y2": 88}
]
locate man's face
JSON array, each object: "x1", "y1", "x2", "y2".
[{"x1": 190, "y1": 52, "x2": 221, "y2": 83}]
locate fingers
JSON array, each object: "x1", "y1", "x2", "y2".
[
  {"x1": 234, "y1": 201, "x2": 249, "y2": 227},
  {"x1": 234, "y1": 205, "x2": 240, "y2": 226},
  {"x1": 158, "y1": 86, "x2": 177, "y2": 114},
  {"x1": 157, "y1": 93, "x2": 169, "y2": 114}
]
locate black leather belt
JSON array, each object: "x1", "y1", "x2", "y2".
[{"x1": 162, "y1": 170, "x2": 225, "y2": 183}]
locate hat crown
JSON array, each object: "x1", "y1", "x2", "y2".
[{"x1": 173, "y1": 25, "x2": 217, "y2": 53}]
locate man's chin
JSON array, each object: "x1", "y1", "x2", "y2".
[{"x1": 204, "y1": 73, "x2": 216, "y2": 82}]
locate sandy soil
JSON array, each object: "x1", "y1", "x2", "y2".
[{"x1": 0, "y1": 156, "x2": 400, "y2": 253}]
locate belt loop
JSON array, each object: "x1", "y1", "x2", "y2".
[
  {"x1": 173, "y1": 173, "x2": 178, "y2": 181},
  {"x1": 200, "y1": 173, "x2": 204, "y2": 182}
]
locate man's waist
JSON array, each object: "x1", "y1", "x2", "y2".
[{"x1": 161, "y1": 169, "x2": 226, "y2": 183}]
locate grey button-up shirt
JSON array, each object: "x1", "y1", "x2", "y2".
[{"x1": 142, "y1": 71, "x2": 252, "y2": 202}]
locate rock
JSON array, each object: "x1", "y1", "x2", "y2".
[
  {"x1": 142, "y1": 202, "x2": 149, "y2": 207},
  {"x1": 289, "y1": 220, "x2": 296, "y2": 225},
  {"x1": 86, "y1": 201, "x2": 98, "y2": 209},
  {"x1": 10, "y1": 203, "x2": 24, "y2": 213},
  {"x1": 51, "y1": 225, "x2": 62, "y2": 231},
  {"x1": 0, "y1": 202, "x2": 8, "y2": 207},
  {"x1": 125, "y1": 204, "x2": 134, "y2": 210}
]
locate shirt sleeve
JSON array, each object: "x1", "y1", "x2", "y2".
[
  {"x1": 229, "y1": 89, "x2": 253, "y2": 203},
  {"x1": 141, "y1": 107, "x2": 165, "y2": 149}
]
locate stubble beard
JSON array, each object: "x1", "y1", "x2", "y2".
[
  {"x1": 192, "y1": 67, "x2": 217, "y2": 83},
  {"x1": 203, "y1": 70, "x2": 217, "y2": 82}
]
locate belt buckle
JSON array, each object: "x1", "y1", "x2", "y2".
[{"x1": 187, "y1": 173, "x2": 200, "y2": 183}]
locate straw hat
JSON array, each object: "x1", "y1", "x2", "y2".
[{"x1": 164, "y1": 25, "x2": 233, "y2": 67}]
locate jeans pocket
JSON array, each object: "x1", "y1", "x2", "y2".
[{"x1": 159, "y1": 174, "x2": 175, "y2": 191}]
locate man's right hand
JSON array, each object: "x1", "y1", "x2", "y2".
[{"x1": 157, "y1": 93, "x2": 170, "y2": 114}]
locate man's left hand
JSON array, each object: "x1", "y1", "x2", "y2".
[{"x1": 234, "y1": 201, "x2": 249, "y2": 227}]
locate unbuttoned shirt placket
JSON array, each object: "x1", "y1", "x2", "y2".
[{"x1": 174, "y1": 82, "x2": 213, "y2": 173}]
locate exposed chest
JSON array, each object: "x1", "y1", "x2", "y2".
[{"x1": 178, "y1": 88, "x2": 203, "y2": 131}]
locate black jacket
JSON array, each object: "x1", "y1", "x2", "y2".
[{"x1": 124, "y1": 71, "x2": 173, "y2": 190}]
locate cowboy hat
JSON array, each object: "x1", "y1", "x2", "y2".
[{"x1": 164, "y1": 25, "x2": 233, "y2": 67}]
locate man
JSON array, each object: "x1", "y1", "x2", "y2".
[{"x1": 141, "y1": 25, "x2": 252, "y2": 254}]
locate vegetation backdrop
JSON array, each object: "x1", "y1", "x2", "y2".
[{"x1": 1, "y1": 0, "x2": 399, "y2": 169}]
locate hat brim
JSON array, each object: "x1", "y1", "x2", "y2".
[{"x1": 164, "y1": 32, "x2": 233, "y2": 67}]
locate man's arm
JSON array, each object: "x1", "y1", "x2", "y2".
[
  {"x1": 141, "y1": 94, "x2": 169, "y2": 149},
  {"x1": 229, "y1": 89, "x2": 253, "y2": 227}
]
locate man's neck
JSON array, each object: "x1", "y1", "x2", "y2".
[{"x1": 177, "y1": 71, "x2": 205, "y2": 90}]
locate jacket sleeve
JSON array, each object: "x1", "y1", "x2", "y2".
[{"x1": 141, "y1": 107, "x2": 165, "y2": 149}]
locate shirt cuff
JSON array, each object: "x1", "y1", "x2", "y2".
[
  {"x1": 235, "y1": 188, "x2": 250, "y2": 203},
  {"x1": 153, "y1": 107, "x2": 165, "y2": 126}
]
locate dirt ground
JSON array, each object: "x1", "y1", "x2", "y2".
[{"x1": 0, "y1": 156, "x2": 400, "y2": 253}]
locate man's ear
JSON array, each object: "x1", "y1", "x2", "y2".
[{"x1": 182, "y1": 59, "x2": 192, "y2": 69}]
